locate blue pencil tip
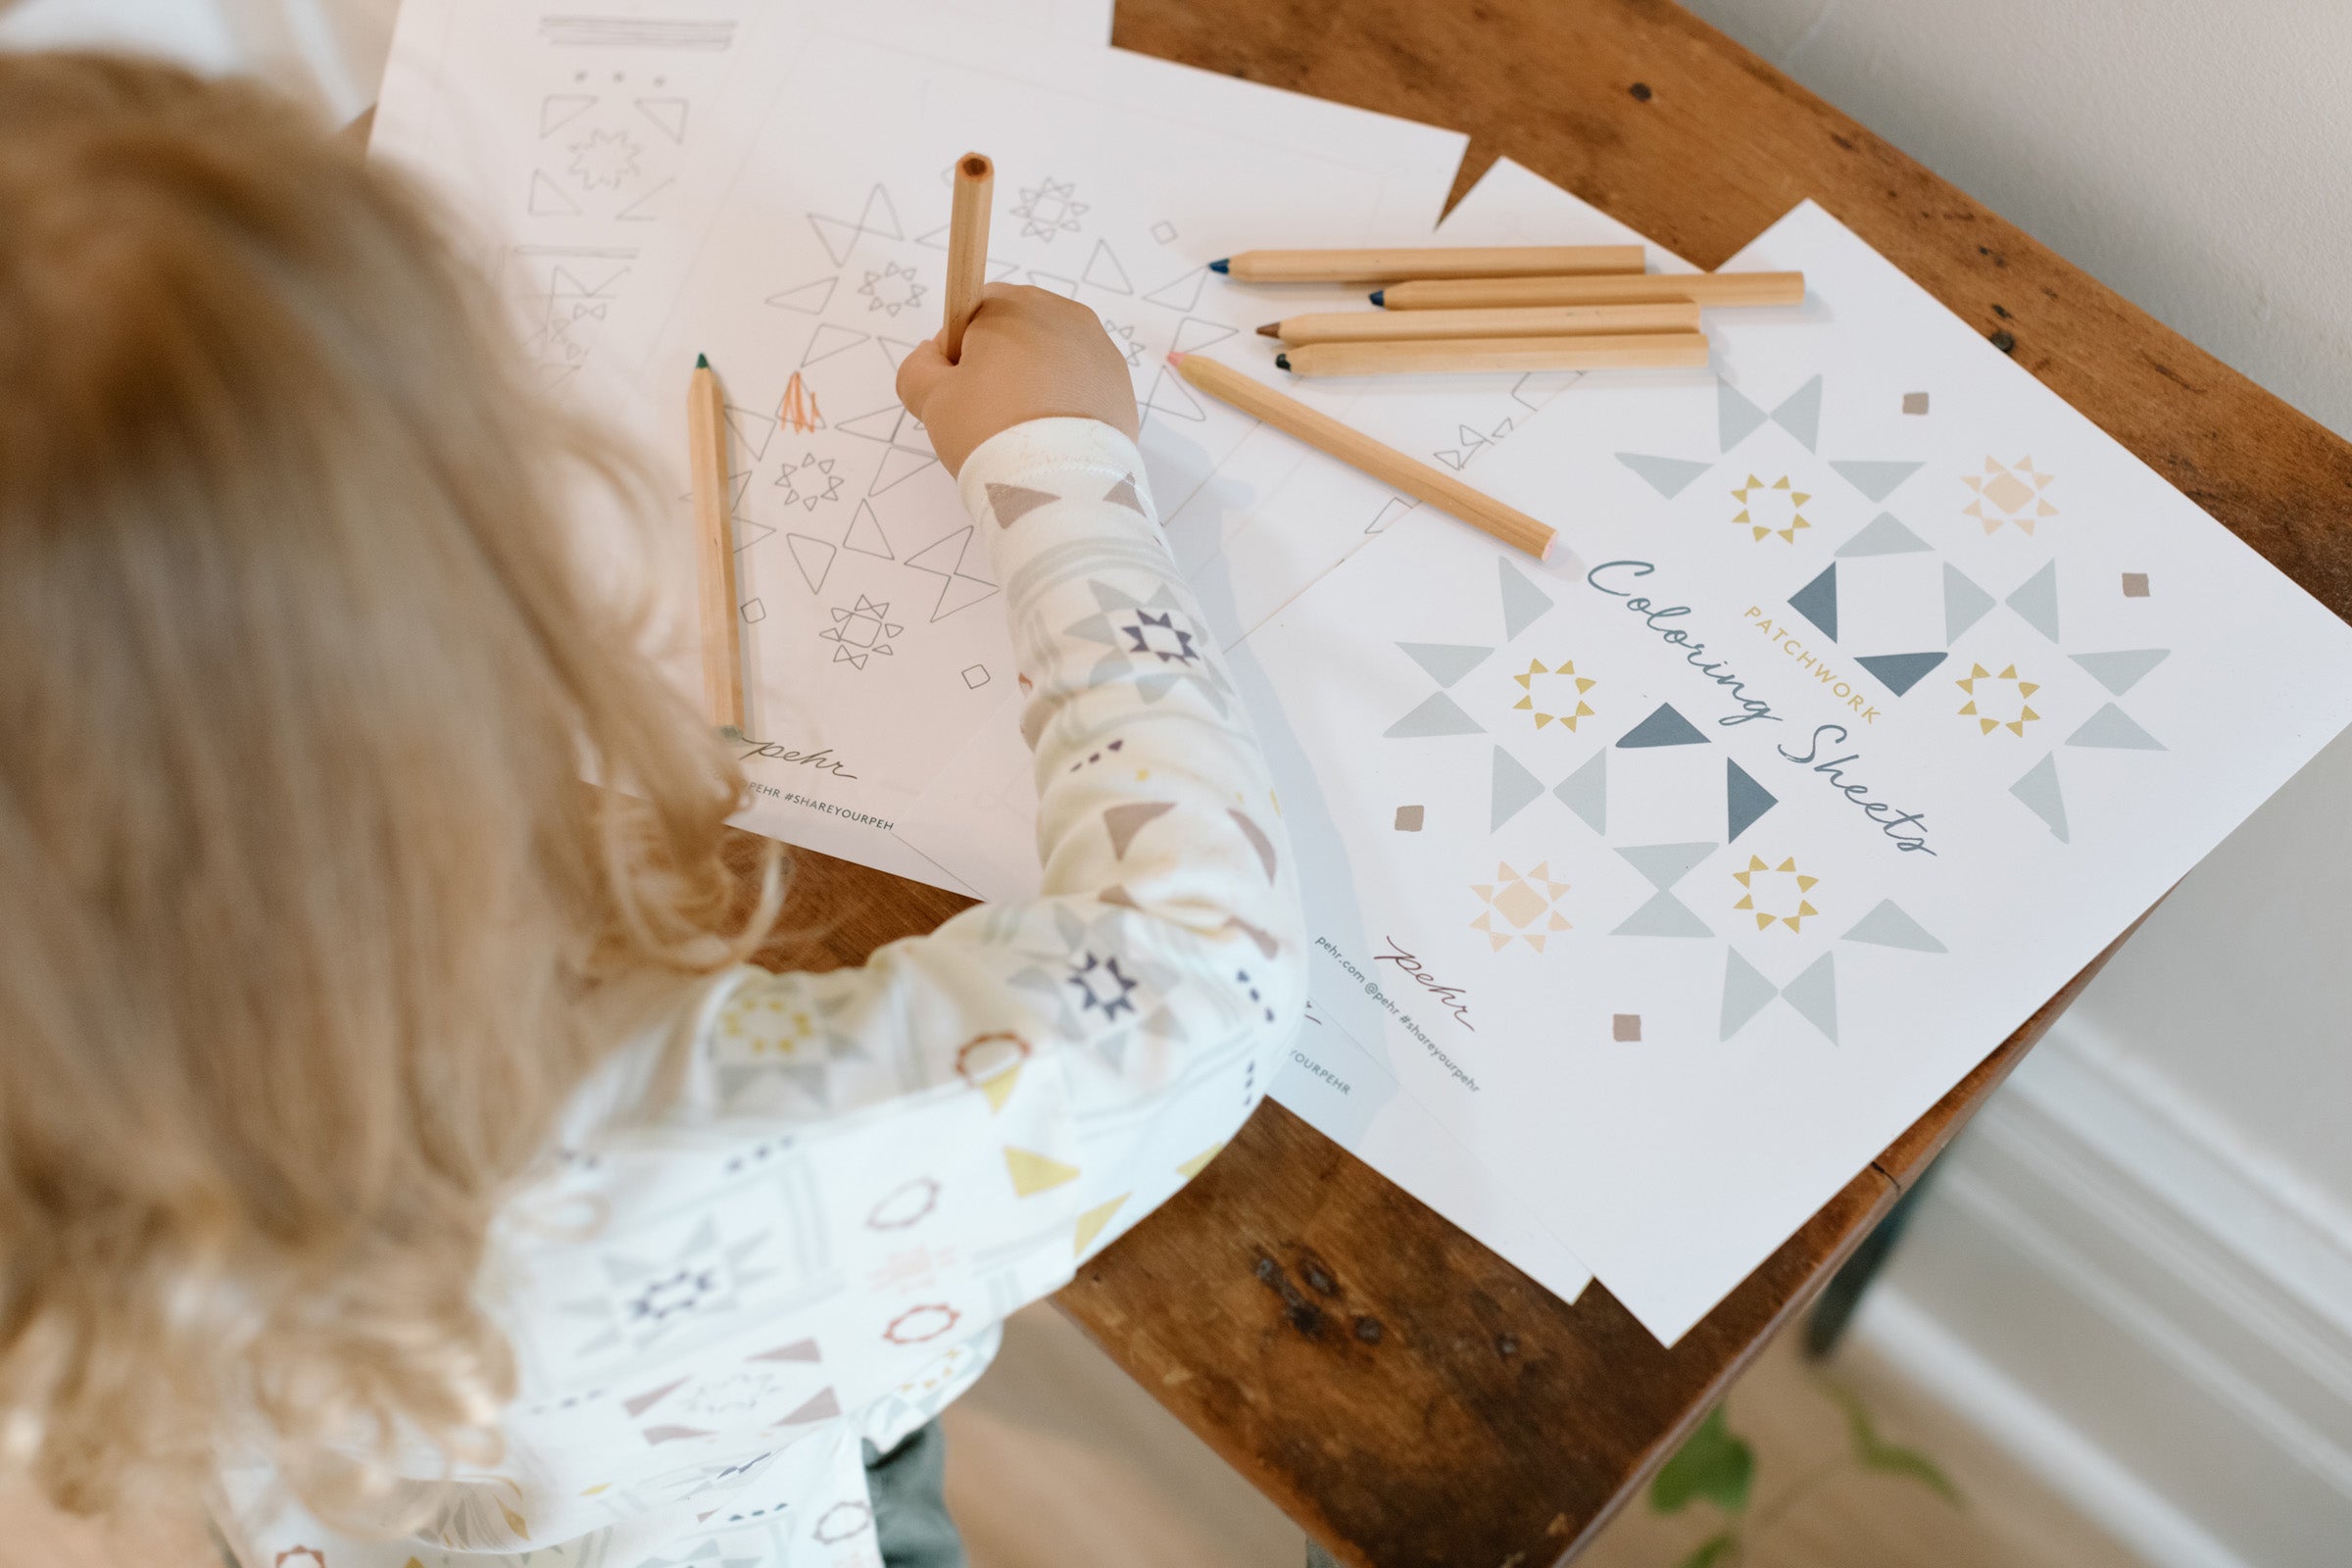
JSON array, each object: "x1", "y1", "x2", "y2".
[
  {"x1": 1368, "y1": 289, "x2": 1386, "y2": 307},
  {"x1": 696, "y1": 353, "x2": 710, "y2": 368},
  {"x1": 1208, "y1": 257, "x2": 1230, "y2": 273},
  {"x1": 1274, "y1": 352, "x2": 1292, "y2": 371}
]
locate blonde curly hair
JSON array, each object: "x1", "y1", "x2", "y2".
[{"x1": 0, "y1": 53, "x2": 778, "y2": 1529}]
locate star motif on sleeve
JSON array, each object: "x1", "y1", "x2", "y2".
[
  {"x1": 1065, "y1": 951, "x2": 1140, "y2": 1021},
  {"x1": 1121, "y1": 610, "x2": 1200, "y2": 664}
]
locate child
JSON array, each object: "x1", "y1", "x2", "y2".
[{"x1": 0, "y1": 53, "x2": 1302, "y2": 1568}]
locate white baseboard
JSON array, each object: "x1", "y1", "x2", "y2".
[{"x1": 1850, "y1": 1013, "x2": 2352, "y2": 1567}]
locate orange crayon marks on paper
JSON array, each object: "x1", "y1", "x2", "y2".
[{"x1": 779, "y1": 370, "x2": 822, "y2": 433}]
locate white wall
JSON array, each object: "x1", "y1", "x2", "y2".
[
  {"x1": 1682, "y1": 4, "x2": 2352, "y2": 1560},
  {"x1": 1682, "y1": 0, "x2": 2352, "y2": 443}
]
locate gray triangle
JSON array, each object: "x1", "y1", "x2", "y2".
[
  {"x1": 2066, "y1": 703, "x2": 2165, "y2": 751},
  {"x1": 1491, "y1": 748, "x2": 1545, "y2": 829},
  {"x1": 1855, "y1": 652, "x2": 1949, "y2": 697},
  {"x1": 1841, "y1": 899, "x2": 1947, "y2": 953},
  {"x1": 1498, "y1": 557, "x2": 1555, "y2": 639},
  {"x1": 1771, "y1": 375, "x2": 1823, "y2": 451},
  {"x1": 1836, "y1": 513, "x2": 1935, "y2": 557},
  {"x1": 1788, "y1": 564, "x2": 1839, "y2": 642},
  {"x1": 2006, "y1": 561, "x2": 2061, "y2": 641},
  {"x1": 1830, "y1": 460, "x2": 1926, "y2": 502},
  {"x1": 1720, "y1": 950, "x2": 1778, "y2": 1039},
  {"x1": 1397, "y1": 641, "x2": 1495, "y2": 688},
  {"x1": 1554, "y1": 749, "x2": 1606, "y2": 833},
  {"x1": 1727, "y1": 760, "x2": 1778, "y2": 843},
  {"x1": 1617, "y1": 703, "x2": 1709, "y2": 749},
  {"x1": 2070, "y1": 649, "x2": 2170, "y2": 696},
  {"x1": 2010, "y1": 753, "x2": 2070, "y2": 843},
  {"x1": 1385, "y1": 692, "x2": 1485, "y2": 738},
  {"x1": 1617, "y1": 452, "x2": 1714, "y2": 499},
  {"x1": 1783, "y1": 953, "x2": 1838, "y2": 1042},
  {"x1": 1718, "y1": 378, "x2": 1768, "y2": 450},
  {"x1": 1613, "y1": 890, "x2": 1715, "y2": 939},
  {"x1": 1617, "y1": 841, "x2": 1717, "y2": 891},
  {"x1": 1943, "y1": 564, "x2": 1996, "y2": 643}
]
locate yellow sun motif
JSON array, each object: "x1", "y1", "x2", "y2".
[
  {"x1": 1731, "y1": 855, "x2": 1819, "y2": 932},
  {"x1": 1511, "y1": 658, "x2": 1596, "y2": 730},
  {"x1": 1470, "y1": 860, "x2": 1571, "y2": 953},
  {"x1": 716, "y1": 989, "x2": 819, "y2": 1056},
  {"x1": 1730, "y1": 472, "x2": 1813, "y2": 543},
  {"x1": 1955, "y1": 662, "x2": 2041, "y2": 735},
  {"x1": 1961, "y1": 455, "x2": 2057, "y2": 535}
]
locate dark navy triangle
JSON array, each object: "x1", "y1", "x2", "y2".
[
  {"x1": 1617, "y1": 703, "x2": 1709, "y2": 749},
  {"x1": 1726, "y1": 760, "x2": 1778, "y2": 842},
  {"x1": 1855, "y1": 651, "x2": 1949, "y2": 697},
  {"x1": 1788, "y1": 564, "x2": 1839, "y2": 642}
]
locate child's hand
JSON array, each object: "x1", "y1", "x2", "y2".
[{"x1": 895, "y1": 283, "x2": 1140, "y2": 476}]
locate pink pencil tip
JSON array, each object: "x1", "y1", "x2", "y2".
[{"x1": 1165, "y1": 350, "x2": 1188, "y2": 367}]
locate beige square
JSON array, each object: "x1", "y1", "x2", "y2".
[
  {"x1": 1612, "y1": 1013, "x2": 1642, "y2": 1042},
  {"x1": 1394, "y1": 805, "x2": 1424, "y2": 832},
  {"x1": 2121, "y1": 572, "x2": 2150, "y2": 598},
  {"x1": 1902, "y1": 391, "x2": 1930, "y2": 415}
]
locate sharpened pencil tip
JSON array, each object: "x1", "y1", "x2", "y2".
[
  {"x1": 1165, "y1": 350, "x2": 1186, "y2": 367},
  {"x1": 696, "y1": 353, "x2": 710, "y2": 369},
  {"x1": 1367, "y1": 289, "x2": 1386, "y2": 307},
  {"x1": 1274, "y1": 352, "x2": 1292, "y2": 371},
  {"x1": 1255, "y1": 321, "x2": 1280, "y2": 338},
  {"x1": 1208, "y1": 257, "x2": 1230, "y2": 273}
]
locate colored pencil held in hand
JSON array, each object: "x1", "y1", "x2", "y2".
[
  {"x1": 941, "y1": 151, "x2": 994, "y2": 362},
  {"x1": 1167, "y1": 351, "x2": 1555, "y2": 561},
  {"x1": 686, "y1": 353, "x2": 747, "y2": 735}
]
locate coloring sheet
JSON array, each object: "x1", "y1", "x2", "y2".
[
  {"x1": 894, "y1": 159, "x2": 1702, "y2": 1300},
  {"x1": 591, "y1": 11, "x2": 1468, "y2": 885},
  {"x1": 1234, "y1": 200, "x2": 2352, "y2": 1343},
  {"x1": 368, "y1": 0, "x2": 1111, "y2": 402}
]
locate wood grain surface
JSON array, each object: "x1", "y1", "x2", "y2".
[{"x1": 727, "y1": 4, "x2": 2352, "y2": 1565}]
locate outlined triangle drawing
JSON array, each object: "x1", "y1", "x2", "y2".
[
  {"x1": 634, "y1": 96, "x2": 688, "y2": 142},
  {"x1": 1082, "y1": 239, "x2": 1134, "y2": 294},
  {"x1": 785, "y1": 534, "x2": 836, "y2": 594},
  {"x1": 802, "y1": 322, "x2": 869, "y2": 367},
  {"x1": 527, "y1": 170, "x2": 582, "y2": 217},
  {"x1": 1143, "y1": 267, "x2": 1209, "y2": 312},
  {"x1": 835, "y1": 404, "x2": 919, "y2": 446},
  {"x1": 766, "y1": 275, "x2": 839, "y2": 314},
  {"x1": 613, "y1": 177, "x2": 672, "y2": 222},
  {"x1": 808, "y1": 185, "x2": 904, "y2": 268},
  {"x1": 1141, "y1": 365, "x2": 1205, "y2": 421},
  {"x1": 539, "y1": 94, "x2": 597, "y2": 136},
  {"x1": 1171, "y1": 318, "x2": 1238, "y2": 355},
  {"x1": 869, "y1": 445, "x2": 937, "y2": 495},
  {"x1": 842, "y1": 500, "x2": 894, "y2": 560},
  {"x1": 1026, "y1": 271, "x2": 1079, "y2": 297},
  {"x1": 722, "y1": 405, "x2": 777, "y2": 464}
]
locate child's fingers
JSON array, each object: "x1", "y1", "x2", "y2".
[{"x1": 895, "y1": 335, "x2": 955, "y2": 418}]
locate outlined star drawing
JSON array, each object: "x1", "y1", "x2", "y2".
[
  {"x1": 1730, "y1": 472, "x2": 1812, "y2": 542},
  {"x1": 1731, "y1": 855, "x2": 1819, "y2": 932},
  {"x1": 819, "y1": 596, "x2": 904, "y2": 668},
  {"x1": 775, "y1": 451, "x2": 842, "y2": 510},
  {"x1": 1121, "y1": 610, "x2": 1200, "y2": 664},
  {"x1": 1511, "y1": 658, "x2": 1595, "y2": 730},
  {"x1": 1012, "y1": 176, "x2": 1088, "y2": 242},
  {"x1": 1956, "y1": 662, "x2": 2041, "y2": 734},
  {"x1": 1470, "y1": 860, "x2": 1571, "y2": 952},
  {"x1": 858, "y1": 261, "x2": 926, "y2": 317},
  {"x1": 1065, "y1": 952, "x2": 1140, "y2": 1020},
  {"x1": 566, "y1": 126, "x2": 642, "y2": 188},
  {"x1": 1962, "y1": 455, "x2": 2057, "y2": 535}
]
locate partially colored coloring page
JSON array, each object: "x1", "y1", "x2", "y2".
[
  {"x1": 1235, "y1": 201, "x2": 2352, "y2": 1344},
  {"x1": 597, "y1": 14, "x2": 1466, "y2": 884}
]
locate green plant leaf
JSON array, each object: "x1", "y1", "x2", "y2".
[
  {"x1": 1824, "y1": 1381, "x2": 1961, "y2": 1505},
  {"x1": 1649, "y1": 1405, "x2": 1756, "y2": 1516},
  {"x1": 1672, "y1": 1531, "x2": 1740, "y2": 1568}
]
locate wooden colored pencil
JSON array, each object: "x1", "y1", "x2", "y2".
[
  {"x1": 1209, "y1": 243, "x2": 1643, "y2": 284},
  {"x1": 1258, "y1": 300, "x2": 1701, "y2": 345},
  {"x1": 941, "y1": 151, "x2": 994, "y2": 362},
  {"x1": 1373, "y1": 270, "x2": 1806, "y2": 311},
  {"x1": 686, "y1": 353, "x2": 747, "y2": 734},
  {"x1": 1275, "y1": 332, "x2": 1710, "y2": 377},
  {"x1": 1170, "y1": 352, "x2": 1554, "y2": 560}
]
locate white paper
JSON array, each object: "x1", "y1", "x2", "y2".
[
  {"x1": 589, "y1": 13, "x2": 1467, "y2": 880},
  {"x1": 1235, "y1": 201, "x2": 2352, "y2": 1342}
]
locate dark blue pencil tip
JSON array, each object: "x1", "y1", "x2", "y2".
[
  {"x1": 696, "y1": 352, "x2": 710, "y2": 368},
  {"x1": 1208, "y1": 257, "x2": 1230, "y2": 273},
  {"x1": 1274, "y1": 352, "x2": 1292, "y2": 371},
  {"x1": 1368, "y1": 288, "x2": 1386, "y2": 307}
]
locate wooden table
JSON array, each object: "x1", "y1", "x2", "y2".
[{"x1": 749, "y1": 3, "x2": 2352, "y2": 1564}]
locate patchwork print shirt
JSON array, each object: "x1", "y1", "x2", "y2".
[{"x1": 226, "y1": 418, "x2": 1305, "y2": 1567}]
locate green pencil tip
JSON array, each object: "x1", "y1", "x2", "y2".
[{"x1": 696, "y1": 353, "x2": 710, "y2": 369}]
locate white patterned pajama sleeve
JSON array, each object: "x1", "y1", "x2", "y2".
[{"x1": 224, "y1": 417, "x2": 1307, "y2": 1568}]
